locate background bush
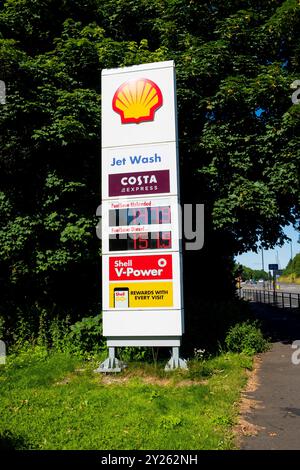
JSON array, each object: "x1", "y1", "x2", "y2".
[{"x1": 225, "y1": 321, "x2": 269, "y2": 355}]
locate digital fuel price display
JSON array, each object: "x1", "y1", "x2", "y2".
[
  {"x1": 109, "y1": 205, "x2": 171, "y2": 226},
  {"x1": 109, "y1": 231, "x2": 172, "y2": 251},
  {"x1": 108, "y1": 205, "x2": 172, "y2": 252}
]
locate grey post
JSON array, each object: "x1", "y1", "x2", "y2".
[
  {"x1": 94, "y1": 347, "x2": 125, "y2": 373},
  {"x1": 0, "y1": 340, "x2": 6, "y2": 365},
  {"x1": 0, "y1": 81, "x2": 6, "y2": 105},
  {"x1": 165, "y1": 346, "x2": 187, "y2": 371}
]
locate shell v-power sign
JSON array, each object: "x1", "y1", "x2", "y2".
[{"x1": 101, "y1": 61, "x2": 184, "y2": 352}]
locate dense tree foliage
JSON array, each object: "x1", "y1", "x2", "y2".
[
  {"x1": 283, "y1": 253, "x2": 300, "y2": 277},
  {"x1": 0, "y1": 0, "x2": 299, "y2": 329},
  {"x1": 237, "y1": 265, "x2": 269, "y2": 281}
]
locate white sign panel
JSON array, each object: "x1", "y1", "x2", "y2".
[
  {"x1": 102, "y1": 142, "x2": 179, "y2": 199},
  {"x1": 101, "y1": 61, "x2": 184, "y2": 346},
  {"x1": 102, "y1": 61, "x2": 177, "y2": 148},
  {"x1": 103, "y1": 310, "x2": 183, "y2": 338}
]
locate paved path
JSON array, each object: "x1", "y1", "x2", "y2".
[{"x1": 241, "y1": 303, "x2": 300, "y2": 450}]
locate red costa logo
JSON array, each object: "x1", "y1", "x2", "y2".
[{"x1": 109, "y1": 170, "x2": 170, "y2": 197}]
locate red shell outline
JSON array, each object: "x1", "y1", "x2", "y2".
[{"x1": 112, "y1": 78, "x2": 163, "y2": 124}]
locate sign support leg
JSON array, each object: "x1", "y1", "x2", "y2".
[
  {"x1": 165, "y1": 346, "x2": 187, "y2": 371},
  {"x1": 94, "y1": 347, "x2": 125, "y2": 373}
]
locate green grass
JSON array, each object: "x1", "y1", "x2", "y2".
[
  {"x1": 0, "y1": 349, "x2": 252, "y2": 450},
  {"x1": 278, "y1": 275, "x2": 300, "y2": 284}
]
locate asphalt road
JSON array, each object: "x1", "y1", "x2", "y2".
[
  {"x1": 277, "y1": 283, "x2": 300, "y2": 293},
  {"x1": 242, "y1": 289, "x2": 300, "y2": 309},
  {"x1": 241, "y1": 303, "x2": 300, "y2": 450},
  {"x1": 243, "y1": 283, "x2": 300, "y2": 293}
]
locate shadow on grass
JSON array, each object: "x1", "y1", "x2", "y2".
[{"x1": 0, "y1": 430, "x2": 34, "y2": 450}]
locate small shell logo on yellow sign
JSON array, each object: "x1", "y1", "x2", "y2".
[{"x1": 112, "y1": 78, "x2": 163, "y2": 124}]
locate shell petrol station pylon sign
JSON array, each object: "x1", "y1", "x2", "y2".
[{"x1": 96, "y1": 61, "x2": 186, "y2": 372}]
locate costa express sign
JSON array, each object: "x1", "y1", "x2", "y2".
[
  {"x1": 109, "y1": 169, "x2": 170, "y2": 197},
  {"x1": 109, "y1": 254, "x2": 173, "y2": 281}
]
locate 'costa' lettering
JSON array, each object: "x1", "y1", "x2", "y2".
[{"x1": 121, "y1": 175, "x2": 158, "y2": 186}]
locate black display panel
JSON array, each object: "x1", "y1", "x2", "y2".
[
  {"x1": 109, "y1": 206, "x2": 171, "y2": 227},
  {"x1": 109, "y1": 231, "x2": 172, "y2": 251}
]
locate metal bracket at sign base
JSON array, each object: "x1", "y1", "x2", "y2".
[
  {"x1": 164, "y1": 347, "x2": 188, "y2": 371},
  {"x1": 94, "y1": 347, "x2": 126, "y2": 373}
]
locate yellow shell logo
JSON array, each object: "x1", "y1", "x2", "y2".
[{"x1": 112, "y1": 78, "x2": 163, "y2": 124}]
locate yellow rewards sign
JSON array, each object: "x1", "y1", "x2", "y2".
[{"x1": 109, "y1": 282, "x2": 173, "y2": 308}]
